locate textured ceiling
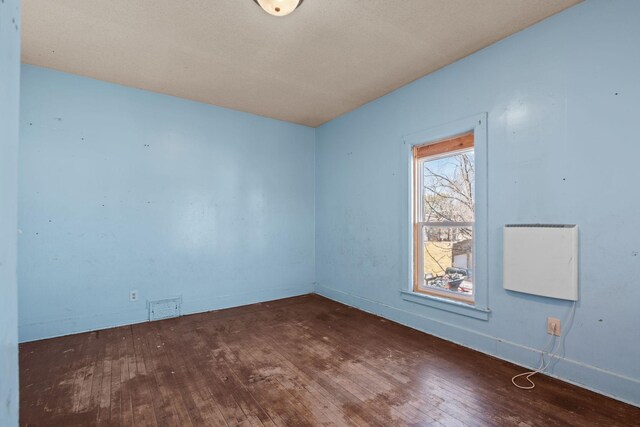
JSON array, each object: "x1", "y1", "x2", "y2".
[{"x1": 22, "y1": 0, "x2": 580, "y2": 127}]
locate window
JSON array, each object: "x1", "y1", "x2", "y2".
[
  {"x1": 402, "y1": 113, "x2": 488, "y2": 319},
  {"x1": 413, "y1": 133, "x2": 475, "y2": 304}
]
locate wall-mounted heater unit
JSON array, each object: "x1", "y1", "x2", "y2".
[{"x1": 503, "y1": 224, "x2": 578, "y2": 301}]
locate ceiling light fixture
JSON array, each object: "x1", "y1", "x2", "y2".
[{"x1": 253, "y1": 0, "x2": 303, "y2": 17}]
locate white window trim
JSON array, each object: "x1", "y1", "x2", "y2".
[{"x1": 401, "y1": 113, "x2": 490, "y2": 320}]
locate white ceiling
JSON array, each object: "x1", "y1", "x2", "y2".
[{"x1": 21, "y1": 0, "x2": 580, "y2": 127}]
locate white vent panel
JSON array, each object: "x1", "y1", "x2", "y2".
[
  {"x1": 148, "y1": 297, "x2": 181, "y2": 321},
  {"x1": 503, "y1": 224, "x2": 578, "y2": 301}
]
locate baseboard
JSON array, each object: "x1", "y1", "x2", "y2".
[
  {"x1": 19, "y1": 282, "x2": 639, "y2": 407},
  {"x1": 19, "y1": 285, "x2": 313, "y2": 343},
  {"x1": 315, "y1": 284, "x2": 640, "y2": 408}
]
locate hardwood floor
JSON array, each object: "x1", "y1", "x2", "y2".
[{"x1": 20, "y1": 295, "x2": 639, "y2": 426}]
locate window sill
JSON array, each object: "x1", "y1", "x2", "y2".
[{"x1": 400, "y1": 290, "x2": 490, "y2": 320}]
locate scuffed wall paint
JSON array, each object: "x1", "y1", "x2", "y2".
[
  {"x1": 315, "y1": 0, "x2": 640, "y2": 406},
  {"x1": 18, "y1": 65, "x2": 316, "y2": 342},
  {"x1": 0, "y1": 0, "x2": 21, "y2": 424}
]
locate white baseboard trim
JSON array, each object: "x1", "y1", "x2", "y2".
[{"x1": 315, "y1": 284, "x2": 640, "y2": 408}]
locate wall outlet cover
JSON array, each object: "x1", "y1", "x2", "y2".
[{"x1": 547, "y1": 317, "x2": 561, "y2": 336}]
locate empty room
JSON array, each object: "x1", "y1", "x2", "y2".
[{"x1": 2, "y1": 0, "x2": 640, "y2": 425}]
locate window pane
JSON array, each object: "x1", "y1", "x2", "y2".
[
  {"x1": 418, "y1": 225, "x2": 473, "y2": 297},
  {"x1": 421, "y1": 151, "x2": 474, "y2": 223}
]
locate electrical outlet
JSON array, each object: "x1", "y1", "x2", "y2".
[
  {"x1": 130, "y1": 290, "x2": 138, "y2": 302},
  {"x1": 547, "y1": 317, "x2": 561, "y2": 336}
]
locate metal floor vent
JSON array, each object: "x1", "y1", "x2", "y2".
[{"x1": 148, "y1": 297, "x2": 182, "y2": 321}]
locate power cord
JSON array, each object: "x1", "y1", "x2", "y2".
[{"x1": 511, "y1": 301, "x2": 577, "y2": 390}]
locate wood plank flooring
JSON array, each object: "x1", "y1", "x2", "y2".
[{"x1": 20, "y1": 294, "x2": 640, "y2": 426}]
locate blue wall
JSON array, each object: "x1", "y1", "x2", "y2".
[
  {"x1": 0, "y1": 0, "x2": 20, "y2": 424},
  {"x1": 16, "y1": 0, "x2": 639, "y2": 409},
  {"x1": 18, "y1": 65, "x2": 315, "y2": 342},
  {"x1": 315, "y1": 0, "x2": 640, "y2": 406}
]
